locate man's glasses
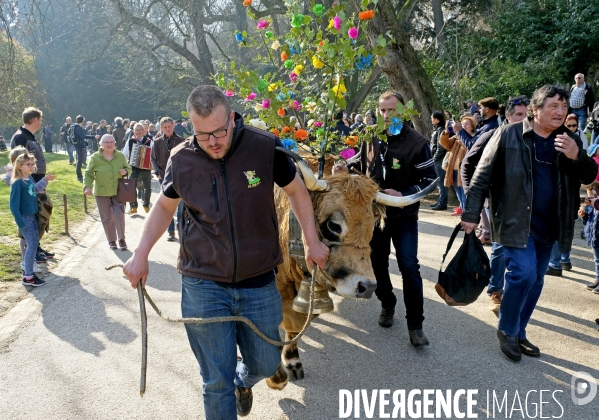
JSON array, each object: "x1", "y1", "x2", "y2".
[
  {"x1": 566, "y1": 124, "x2": 578, "y2": 129},
  {"x1": 194, "y1": 116, "x2": 230, "y2": 142},
  {"x1": 509, "y1": 98, "x2": 530, "y2": 106}
]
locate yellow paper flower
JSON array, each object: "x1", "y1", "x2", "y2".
[
  {"x1": 306, "y1": 101, "x2": 317, "y2": 113},
  {"x1": 270, "y1": 40, "x2": 280, "y2": 50},
  {"x1": 268, "y1": 83, "x2": 277, "y2": 92},
  {"x1": 294, "y1": 65, "x2": 303, "y2": 75},
  {"x1": 312, "y1": 56, "x2": 324, "y2": 69},
  {"x1": 254, "y1": 104, "x2": 263, "y2": 112},
  {"x1": 332, "y1": 83, "x2": 347, "y2": 97}
]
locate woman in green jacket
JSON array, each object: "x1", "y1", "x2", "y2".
[{"x1": 84, "y1": 134, "x2": 132, "y2": 250}]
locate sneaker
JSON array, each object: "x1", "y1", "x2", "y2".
[
  {"x1": 235, "y1": 386, "x2": 253, "y2": 417},
  {"x1": 561, "y1": 262, "x2": 572, "y2": 271},
  {"x1": 20, "y1": 261, "x2": 43, "y2": 273},
  {"x1": 451, "y1": 207, "x2": 463, "y2": 216},
  {"x1": 128, "y1": 207, "x2": 137, "y2": 214},
  {"x1": 586, "y1": 279, "x2": 599, "y2": 290},
  {"x1": 593, "y1": 285, "x2": 599, "y2": 294},
  {"x1": 108, "y1": 241, "x2": 117, "y2": 249},
  {"x1": 35, "y1": 253, "x2": 48, "y2": 263},
  {"x1": 378, "y1": 307, "x2": 395, "y2": 328},
  {"x1": 22, "y1": 274, "x2": 46, "y2": 287},
  {"x1": 489, "y1": 291, "x2": 502, "y2": 312},
  {"x1": 143, "y1": 205, "x2": 150, "y2": 213},
  {"x1": 167, "y1": 232, "x2": 176, "y2": 242},
  {"x1": 408, "y1": 329, "x2": 430, "y2": 347},
  {"x1": 430, "y1": 204, "x2": 447, "y2": 211},
  {"x1": 38, "y1": 246, "x2": 55, "y2": 258},
  {"x1": 545, "y1": 266, "x2": 562, "y2": 276},
  {"x1": 119, "y1": 239, "x2": 128, "y2": 250}
]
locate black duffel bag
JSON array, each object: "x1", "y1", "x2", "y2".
[{"x1": 436, "y1": 223, "x2": 491, "y2": 306}]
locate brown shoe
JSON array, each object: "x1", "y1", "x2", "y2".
[
  {"x1": 143, "y1": 205, "x2": 150, "y2": 213},
  {"x1": 489, "y1": 291, "x2": 502, "y2": 312},
  {"x1": 118, "y1": 239, "x2": 128, "y2": 250},
  {"x1": 128, "y1": 207, "x2": 137, "y2": 214}
]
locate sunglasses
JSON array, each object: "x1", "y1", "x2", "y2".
[
  {"x1": 566, "y1": 124, "x2": 578, "y2": 129},
  {"x1": 509, "y1": 98, "x2": 530, "y2": 106}
]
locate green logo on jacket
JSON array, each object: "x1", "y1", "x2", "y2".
[
  {"x1": 392, "y1": 158, "x2": 401, "y2": 170},
  {"x1": 244, "y1": 170, "x2": 261, "y2": 188}
]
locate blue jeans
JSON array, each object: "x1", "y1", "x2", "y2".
[
  {"x1": 487, "y1": 242, "x2": 505, "y2": 294},
  {"x1": 181, "y1": 275, "x2": 282, "y2": 420},
  {"x1": 371, "y1": 219, "x2": 424, "y2": 330},
  {"x1": 592, "y1": 247, "x2": 599, "y2": 278},
  {"x1": 592, "y1": 131, "x2": 598, "y2": 145},
  {"x1": 452, "y1": 170, "x2": 466, "y2": 209},
  {"x1": 433, "y1": 161, "x2": 448, "y2": 206},
  {"x1": 548, "y1": 241, "x2": 571, "y2": 269},
  {"x1": 21, "y1": 215, "x2": 39, "y2": 276},
  {"x1": 571, "y1": 108, "x2": 588, "y2": 133},
  {"x1": 66, "y1": 143, "x2": 75, "y2": 163},
  {"x1": 500, "y1": 236, "x2": 553, "y2": 338}
]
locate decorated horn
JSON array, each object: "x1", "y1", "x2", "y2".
[
  {"x1": 375, "y1": 178, "x2": 440, "y2": 207},
  {"x1": 276, "y1": 147, "x2": 329, "y2": 191}
]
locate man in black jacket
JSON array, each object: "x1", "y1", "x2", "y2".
[
  {"x1": 429, "y1": 110, "x2": 447, "y2": 210},
  {"x1": 461, "y1": 85, "x2": 597, "y2": 361},
  {"x1": 71, "y1": 115, "x2": 99, "y2": 182},
  {"x1": 348, "y1": 91, "x2": 437, "y2": 347}
]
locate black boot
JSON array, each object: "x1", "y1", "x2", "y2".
[{"x1": 378, "y1": 307, "x2": 395, "y2": 328}]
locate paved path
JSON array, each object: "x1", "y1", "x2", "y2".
[{"x1": 0, "y1": 180, "x2": 598, "y2": 419}]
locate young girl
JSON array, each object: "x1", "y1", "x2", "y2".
[{"x1": 9, "y1": 152, "x2": 45, "y2": 287}]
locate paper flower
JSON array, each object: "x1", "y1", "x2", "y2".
[
  {"x1": 356, "y1": 54, "x2": 373, "y2": 71},
  {"x1": 294, "y1": 64, "x2": 303, "y2": 75},
  {"x1": 291, "y1": 14, "x2": 304, "y2": 28},
  {"x1": 340, "y1": 149, "x2": 356, "y2": 160},
  {"x1": 332, "y1": 83, "x2": 347, "y2": 97},
  {"x1": 313, "y1": 121, "x2": 323, "y2": 128},
  {"x1": 257, "y1": 79, "x2": 268, "y2": 92},
  {"x1": 289, "y1": 45, "x2": 301, "y2": 55},
  {"x1": 344, "y1": 136, "x2": 359, "y2": 147},
  {"x1": 289, "y1": 72, "x2": 298, "y2": 82},
  {"x1": 294, "y1": 129, "x2": 309, "y2": 141},
  {"x1": 289, "y1": 92, "x2": 295, "y2": 99},
  {"x1": 254, "y1": 104, "x2": 263, "y2": 112},
  {"x1": 235, "y1": 33, "x2": 245, "y2": 42},
  {"x1": 284, "y1": 60, "x2": 294, "y2": 69},
  {"x1": 277, "y1": 108, "x2": 286, "y2": 117},
  {"x1": 305, "y1": 102, "x2": 317, "y2": 113},
  {"x1": 257, "y1": 20, "x2": 269, "y2": 29},
  {"x1": 312, "y1": 56, "x2": 325, "y2": 69},
  {"x1": 248, "y1": 118, "x2": 267, "y2": 130},
  {"x1": 268, "y1": 83, "x2": 277, "y2": 92},
  {"x1": 281, "y1": 51, "x2": 288, "y2": 61},
  {"x1": 244, "y1": 92, "x2": 257, "y2": 101},
  {"x1": 389, "y1": 118, "x2": 403, "y2": 135},
  {"x1": 358, "y1": 10, "x2": 375, "y2": 20},
  {"x1": 224, "y1": 89, "x2": 235, "y2": 97},
  {"x1": 276, "y1": 93, "x2": 286, "y2": 101},
  {"x1": 348, "y1": 27, "x2": 358, "y2": 39},
  {"x1": 243, "y1": 0, "x2": 252, "y2": 6},
  {"x1": 271, "y1": 40, "x2": 280, "y2": 50},
  {"x1": 290, "y1": 100, "x2": 301, "y2": 111},
  {"x1": 262, "y1": 99, "x2": 271, "y2": 109},
  {"x1": 271, "y1": 128, "x2": 280, "y2": 137},
  {"x1": 313, "y1": 4, "x2": 324, "y2": 17},
  {"x1": 333, "y1": 16, "x2": 342, "y2": 30},
  {"x1": 282, "y1": 126, "x2": 292, "y2": 133},
  {"x1": 265, "y1": 31, "x2": 273, "y2": 38},
  {"x1": 282, "y1": 139, "x2": 298, "y2": 151}
]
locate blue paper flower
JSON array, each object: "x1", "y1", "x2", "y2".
[
  {"x1": 281, "y1": 139, "x2": 298, "y2": 151},
  {"x1": 356, "y1": 54, "x2": 373, "y2": 70},
  {"x1": 288, "y1": 92, "x2": 295, "y2": 99},
  {"x1": 289, "y1": 45, "x2": 301, "y2": 55},
  {"x1": 235, "y1": 33, "x2": 245, "y2": 42},
  {"x1": 389, "y1": 117, "x2": 403, "y2": 135},
  {"x1": 276, "y1": 93, "x2": 286, "y2": 101}
]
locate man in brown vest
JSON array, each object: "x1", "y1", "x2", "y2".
[{"x1": 123, "y1": 85, "x2": 329, "y2": 419}]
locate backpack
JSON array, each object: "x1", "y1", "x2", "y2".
[
  {"x1": 67, "y1": 124, "x2": 78, "y2": 145},
  {"x1": 435, "y1": 223, "x2": 491, "y2": 306}
]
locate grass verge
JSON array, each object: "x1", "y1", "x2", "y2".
[{"x1": 0, "y1": 150, "x2": 97, "y2": 281}]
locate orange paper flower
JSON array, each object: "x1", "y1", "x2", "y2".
[
  {"x1": 271, "y1": 128, "x2": 280, "y2": 137},
  {"x1": 243, "y1": 0, "x2": 252, "y2": 6},
  {"x1": 281, "y1": 51, "x2": 288, "y2": 61},
  {"x1": 344, "y1": 135, "x2": 359, "y2": 147},
  {"x1": 358, "y1": 10, "x2": 375, "y2": 20},
  {"x1": 277, "y1": 108, "x2": 286, "y2": 117},
  {"x1": 294, "y1": 129, "x2": 309, "y2": 141},
  {"x1": 282, "y1": 126, "x2": 292, "y2": 133}
]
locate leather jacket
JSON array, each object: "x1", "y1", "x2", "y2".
[{"x1": 462, "y1": 118, "x2": 598, "y2": 252}]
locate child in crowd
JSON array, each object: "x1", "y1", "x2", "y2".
[
  {"x1": 5, "y1": 146, "x2": 55, "y2": 275},
  {"x1": 581, "y1": 181, "x2": 599, "y2": 294},
  {"x1": 9, "y1": 151, "x2": 45, "y2": 286}
]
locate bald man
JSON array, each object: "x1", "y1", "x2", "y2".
[{"x1": 569, "y1": 73, "x2": 596, "y2": 130}]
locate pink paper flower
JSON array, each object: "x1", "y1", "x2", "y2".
[
  {"x1": 313, "y1": 121, "x2": 323, "y2": 128},
  {"x1": 348, "y1": 27, "x2": 358, "y2": 39},
  {"x1": 333, "y1": 16, "x2": 342, "y2": 30},
  {"x1": 290, "y1": 100, "x2": 301, "y2": 111},
  {"x1": 340, "y1": 149, "x2": 356, "y2": 160},
  {"x1": 244, "y1": 92, "x2": 257, "y2": 101},
  {"x1": 224, "y1": 89, "x2": 235, "y2": 97},
  {"x1": 289, "y1": 72, "x2": 298, "y2": 82},
  {"x1": 257, "y1": 20, "x2": 269, "y2": 29},
  {"x1": 262, "y1": 99, "x2": 271, "y2": 109}
]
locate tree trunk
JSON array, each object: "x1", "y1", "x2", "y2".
[
  {"x1": 366, "y1": 0, "x2": 441, "y2": 137},
  {"x1": 431, "y1": 0, "x2": 445, "y2": 55}
]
